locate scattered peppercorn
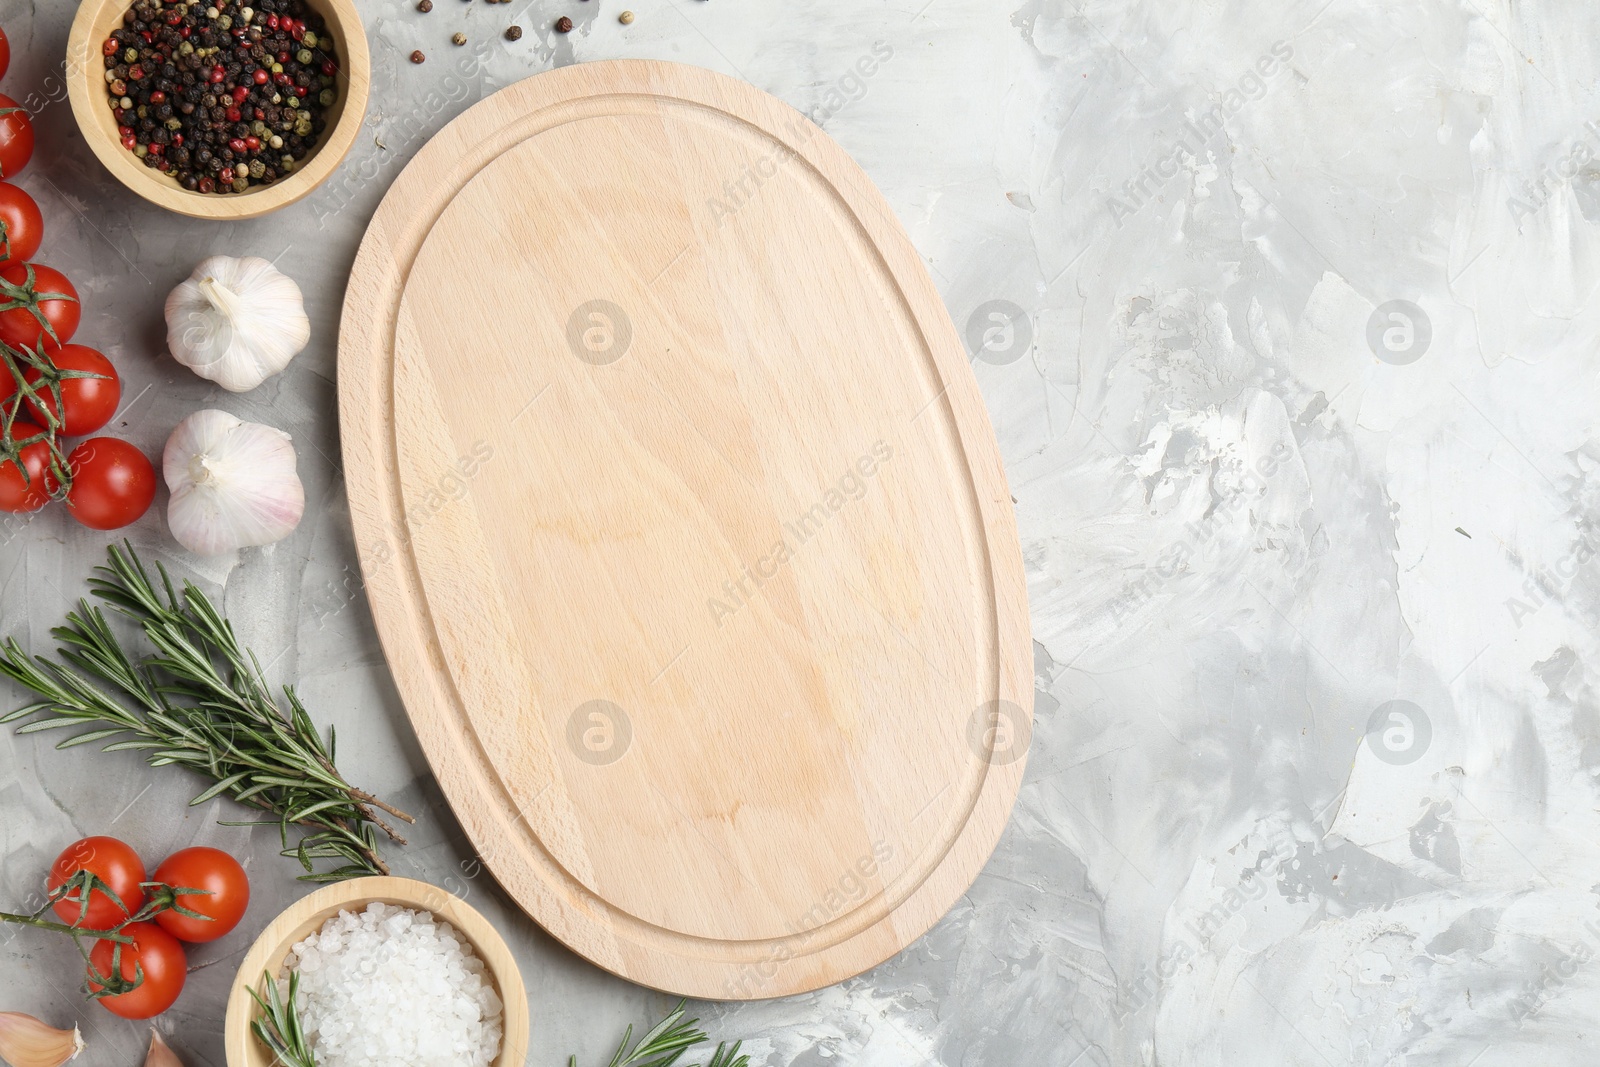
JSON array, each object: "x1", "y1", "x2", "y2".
[
  {"x1": 417, "y1": 0, "x2": 432, "y2": 10},
  {"x1": 505, "y1": 25, "x2": 523, "y2": 40},
  {"x1": 555, "y1": 15, "x2": 573, "y2": 31},
  {"x1": 619, "y1": 10, "x2": 634, "y2": 23},
  {"x1": 100, "y1": 0, "x2": 339, "y2": 195},
  {"x1": 451, "y1": 31, "x2": 466, "y2": 44},
  {"x1": 410, "y1": 49, "x2": 426, "y2": 62}
]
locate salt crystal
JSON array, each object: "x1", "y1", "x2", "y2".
[{"x1": 286, "y1": 905, "x2": 505, "y2": 1067}]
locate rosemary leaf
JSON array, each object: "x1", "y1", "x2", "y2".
[
  {"x1": 0, "y1": 542, "x2": 412, "y2": 881},
  {"x1": 250, "y1": 971, "x2": 318, "y2": 1067},
  {"x1": 570, "y1": 1002, "x2": 752, "y2": 1067}
]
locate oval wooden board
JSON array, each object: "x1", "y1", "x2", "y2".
[{"x1": 339, "y1": 60, "x2": 1031, "y2": 999}]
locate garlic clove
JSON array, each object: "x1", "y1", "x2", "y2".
[
  {"x1": 0, "y1": 1012, "x2": 84, "y2": 1067},
  {"x1": 165, "y1": 255, "x2": 311, "y2": 393},
  {"x1": 164, "y1": 409, "x2": 306, "y2": 557},
  {"x1": 144, "y1": 1030, "x2": 183, "y2": 1067}
]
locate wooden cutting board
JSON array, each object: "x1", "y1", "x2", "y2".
[{"x1": 339, "y1": 60, "x2": 1031, "y2": 999}]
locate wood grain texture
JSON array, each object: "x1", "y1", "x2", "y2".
[
  {"x1": 338, "y1": 60, "x2": 1032, "y2": 999},
  {"x1": 223, "y1": 876, "x2": 529, "y2": 1067},
  {"x1": 66, "y1": 0, "x2": 369, "y2": 220}
]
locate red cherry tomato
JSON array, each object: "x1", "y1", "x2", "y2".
[
  {"x1": 0, "y1": 27, "x2": 9, "y2": 82},
  {"x1": 47, "y1": 836, "x2": 148, "y2": 930},
  {"x1": 87, "y1": 922, "x2": 187, "y2": 1019},
  {"x1": 0, "y1": 264, "x2": 80, "y2": 349},
  {"x1": 0, "y1": 94, "x2": 32, "y2": 180},
  {"x1": 25, "y1": 344, "x2": 121, "y2": 436},
  {"x1": 151, "y1": 847, "x2": 250, "y2": 943},
  {"x1": 0, "y1": 420, "x2": 52, "y2": 514},
  {"x1": 63, "y1": 437, "x2": 156, "y2": 530},
  {"x1": 0, "y1": 183, "x2": 36, "y2": 268}
]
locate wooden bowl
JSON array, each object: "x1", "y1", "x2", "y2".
[
  {"x1": 65, "y1": 0, "x2": 370, "y2": 220},
  {"x1": 223, "y1": 877, "x2": 529, "y2": 1067}
]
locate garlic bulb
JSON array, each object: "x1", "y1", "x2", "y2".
[
  {"x1": 165, "y1": 256, "x2": 310, "y2": 392},
  {"x1": 144, "y1": 1031, "x2": 183, "y2": 1067},
  {"x1": 164, "y1": 410, "x2": 305, "y2": 556},
  {"x1": 0, "y1": 1012, "x2": 83, "y2": 1067}
]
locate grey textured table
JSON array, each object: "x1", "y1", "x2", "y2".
[{"x1": 2, "y1": 1, "x2": 1593, "y2": 1065}]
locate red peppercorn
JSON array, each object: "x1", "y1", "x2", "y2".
[
  {"x1": 118, "y1": 125, "x2": 134, "y2": 137},
  {"x1": 231, "y1": 86, "x2": 250, "y2": 104},
  {"x1": 209, "y1": 66, "x2": 225, "y2": 83},
  {"x1": 277, "y1": 51, "x2": 290, "y2": 63},
  {"x1": 172, "y1": 133, "x2": 183, "y2": 146},
  {"x1": 321, "y1": 60, "x2": 337, "y2": 76},
  {"x1": 150, "y1": 90, "x2": 166, "y2": 103},
  {"x1": 253, "y1": 108, "x2": 265, "y2": 120},
  {"x1": 229, "y1": 138, "x2": 247, "y2": 153},
  {"x1": 139, "y1": 30, "x2": 153, "y2": 43},
  {"x1": 102, "y1": 38, "x2": 119, "y2": 56},
  {"x1": 198, "y1": 177, "x2": 215, "y2": 193},
  {"x1": 225, "y1": 106, "x2": 241, "y2": 122},
  {"x1": 253, "y1": 69, "x2": 269, "y2": 85},
  {"x1": 128, "y1": 64, "x2": 145, "y2": 80},
  {"x1": 267, "y1": 14, "x2": 280, "y2": 29},
  {"x1": 148, "y1": 143, "x2": 164, "y2": 155},
  {"x1": 294, "y1": 85, "x2": 308, "y2": 97},
  {"x1": 244, "y1": 136, "x2": 260, "y2": 150},
  {"x1": 121, "y1": 133, "x2": 137, "y2": 150},
  {"x1": 181, "y1": 26, "x2": 191, "y2": 38}
]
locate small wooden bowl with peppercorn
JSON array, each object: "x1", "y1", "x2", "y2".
[{"x1": 66, "y1": 0, "x2": 369, "y2": 220}]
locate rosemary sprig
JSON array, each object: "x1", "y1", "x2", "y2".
[
  {"x1": 250, "y1": 971, "x2": 317, "y2": 1067},
  {"x1": 0, "y1": 542, "x2": 412, "y2": 881},
  {"x1": 572, "y1": 1002, "x2": 751, "y2": 1067}
]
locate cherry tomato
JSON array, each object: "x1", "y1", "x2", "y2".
[
  {"x1": 47, "y1": 836, "x2": 148, "y2": 929},
  {"x1": 0, "y1": 264, "x2": 79, "y2": 350},
  {"x1": 0, "y1": 182, "x2": 42, "y2": 267},
  {"x1": 0, "y1": 420, "x2": 52, "y2": 514},
  {"x1": 151, "y1": 847, "x2": 249, "y2": 943},
  {"x1": 0, "y1": 94, "x2": 32, "y2": 180},
  {"x1": 63, "y1": 438, "x2": 156, "y2": 530},
  {"x1": 87, "y1": 922, "x2": 187, "y2": 1019},
  {"x1": 0, "y1": 26, "x2": 9, "y2": 82},
  {"x1": 25, "y1": 344, "x2": 121, "y2": 436}
]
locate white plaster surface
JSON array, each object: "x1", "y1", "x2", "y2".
[{"x1": 2, "y1": 0, "x2": 1596, "y2": 1064}]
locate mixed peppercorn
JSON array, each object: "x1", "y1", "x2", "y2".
[{"x1": 100, "y1": 0, "x2": 340, "y2": 195}]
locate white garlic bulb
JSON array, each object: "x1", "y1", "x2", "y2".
[
  {"x1": 164, "y1": 410, "x2": 305, "y2": 556},
  {"x1": 165, "y1": 256, "x2": 310, "y2": 392}
]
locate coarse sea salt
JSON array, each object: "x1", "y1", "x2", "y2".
[{"x1": 286, "y1": 901, "x2": 503, "y2": 1067}]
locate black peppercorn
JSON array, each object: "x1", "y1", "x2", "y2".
[
  {"x1": 101, "y1": 0, "x2": 341, "y2": 195},
  {"x1": 555, "y1": 15, "x2": 573, "y2": 31},
  {"x1": 505, "y1": 25, "x2": 522, "y2": 40}
]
